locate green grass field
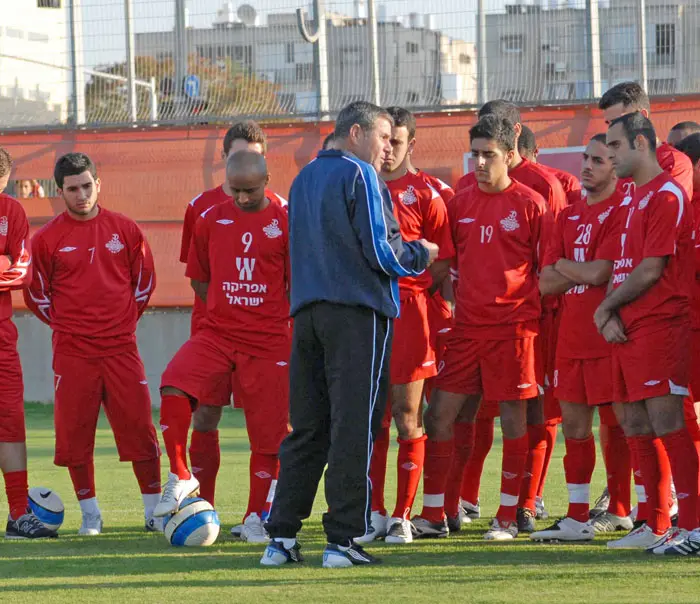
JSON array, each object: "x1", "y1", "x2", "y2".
[{"x1": 2, "y1": 403, "x2": 700, "y2": 603}]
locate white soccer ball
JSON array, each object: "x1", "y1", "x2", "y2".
[
  {"x1": 27, "y1": 487, "x2": 65, "y2": 531},
  {"x1": 164, "y1": 497, "x2": 220, "y2": 546}
]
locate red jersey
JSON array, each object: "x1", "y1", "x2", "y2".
[
  {"x1": 0, "y1": 194, "x2": 31, "y2": 323},
  {"x1": 417, "y1": 171, "x2": 455, "y2": 204},
  {"x1": 386, "y1": 172, "x2": 455, "y2": 297},
  {"x1": 542, "y1": 165, "x2": 581, "y2": 196},
  {"x1": 617, "y1": 143, "x2": 694, "y2": 201},
  {"x1": 24, "y1": 208, "x2": 156, "y2": 357},
  {"x1": 448, "y1": 181, "x2": 552, "y2": 339},
  {"x1": 180, "y1": 185, "x2": 287, "y2": 333},
  {"x1": 186, "y1": 199, "x2": 291, "y2": 360},
  {"x1": 542, "y1": 191, "x2": 623, "y2": 358},
  {"x1": 611, "y1": 173, "x2": 693, "y2": 337},
  {"x1": 691, "y1": 190, "x2": 700, "y2": 329}
]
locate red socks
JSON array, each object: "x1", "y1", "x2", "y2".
[
  {"x1": 246, "y1": 452, "x2": 279, "y2": 520},
  {"x1": 497, "y1": 434, "x2": 528, "y2": 524},
  {"x1": 460, "y1": 417, "x2": 494, "y2": 504},
  {"x1": 391, "y1": 435, "x2": 426, "y2": 519},
  {"x1": 3, "y1": 470, "x2": 28, "y2": 520},
  {"x1": 160, "y1": 394, "x2": 193, "y2": 479},
  {"x1": 563, "y1": 436, "x2": 595, "y2": 522},
  {"x1": 444, "y1": 423, "x2": 475, "y2": 518},
  {"x1": 68, "y1": 463, "x2": 96, "y2": 500},
  {"x1": 369, "y1": 425, "x2": 390, "y2": 515},
  {"x1": 190, "y1": 429, "x2": 220, "y2": 505},
  {"x1": 519, "y1": 424, "x2": 547, "y2": 512},
  {"x1": 132, "y1": 458, "x2": 161, "y2": 494},
  {"x1": 628, "y1": 435, "x2": 671, "y2": 535},
  {"x1": 420, "y1": 439, "x2": 453, "y2": 523},
  {"x1": 604, "y1": 425, "x2": 632, "y2": 517},
  {"x1": 537, "y1": 422, "x2": 558, "y2": 499},
  {"x1": 661, "y1": 427, "x2": 699, "y2": 530}
]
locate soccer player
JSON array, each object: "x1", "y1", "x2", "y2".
[
  {"x1": 358, "y1": 106, "x2": 454, "y2": 544},
  {"x1": 594, "y1": 112, "x2": 698, "y2": 553},
  {"x1": 530, "y1": 134, "x2": 630, "y2": 541},
  {"x1": 0, "y1": 148, "x2": 55, "y2": 540},
  {"x1": 413, "y1": 115, "x2": 552, "y2": 541},
  {"x1": 154, "y1": 151, "x2": 291, "y2": 545},
  {"x1": 599, "y1": 82, "x2": 694, "y2": 199},
  {"x1": 518, "y1": 125, "x2": 581, "y2": 196},
  {"x1": 24, "y1": 153, "x2": 160, "y2": 536},
  {"x1": 668, "y1": 121, "x2": 700, "y2": 148},
  {"x1": 179, "y1": 120, "x2": 286, "y2": 522}
]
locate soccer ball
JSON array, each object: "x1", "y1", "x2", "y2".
[
  {"x1": 27, "y1": 487, "x2": 65, "y2": 531},
  {"x1": 164, "y1": 497, "x2": 220, "y2": 546}
]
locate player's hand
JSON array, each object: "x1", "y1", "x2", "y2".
[
  {"x1": 593, "y1": 303, "x2": 613, "y2": 333},
  {"x1": 418, "y1": 239, "x2": 439, "y2": 265},
  {"x1": 600, "y1": 314, "x2": 627, "y2": 344}
]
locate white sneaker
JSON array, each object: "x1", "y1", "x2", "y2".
[
  {"x1": 230, "y1": 524, "x2": 243, "y2": 537},
  {"x1": 384, "y1": 517, "x2": 414, "y2": 544},
  {"x1": 535, "y1": 497, "x2": 549, "y2": 520},
  {"x1": 607, "y1": 524, "x2": 668, "y2": 549},
  {"x1": 240, "y1": 513, "x2": 268, "y2": 543},
  {"x1": 153, "y1": 472, "x2": 200, "y2": 517},
  {"x1": 591, "y1": 512, "x2": 634, "y2": 534},
  {"x1": 461, "y1": 499, "x2": 480, "y2": 519},
  {"x1": 648, "y1": 527, "x2": 688, "y2": 555},
  {"x1": 484, "y1": 518, "x2": 518, "y2": 541},
  {"x1": 79, "y1": 512, "x2": 103, "y2": 536},
  {"x1": 530, "y1": 517, "x2": 594, "y2": 542},
  {"x1": 145, "y1": 515, "x2": 165, "y2": 533},
  {"x1": 354, "y1": 511, "x2": 387, "y2": 544}
]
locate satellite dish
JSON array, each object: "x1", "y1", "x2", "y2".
[{"x1": 237, "y1": 4, "x2": 257, "y2": 26}]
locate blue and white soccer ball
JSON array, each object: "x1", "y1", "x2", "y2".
[
  {"x1": 164, "y1": 497, "x2": 220, "y2": 547},
  {"x1": 27, "y1": 487, "x2": 65, "y2": 531}
]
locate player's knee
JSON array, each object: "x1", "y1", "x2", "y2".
[
  {"x1": 561, "y1": 420, "x2": 591, "y2": 441},
  {"x1": 424, "y1": 405, "x2": 450, "y2": 440},
  {"x1": 192, "y1": 405, "x2": 223, "y2": 432}
]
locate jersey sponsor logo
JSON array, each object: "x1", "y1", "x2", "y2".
[
  {"x1": 517, "y1": 383, "x2": 532, "y2": 389},
  {"x1": 644, "y1": 380, "x2": 661, "y2": 386},
  {"x1": 458, "y1": 217, "x2": 475, "y2": 224},
  {"x1": 502, "y1": 471, "x2": 517, "y2": 480},
  {"x1": 500, "y1": 210, "x2": 519, "y2": 232},
  {"x1": 400, "y1": 185, "x2": 418, "y2": 205},
  {"x1": 216, "y1": 219, "x2": 234, "y2": 225},
  {"x1": 638, "y1": 192, "x2": 653, "y2": 210},
  {"x1": 40, "y1": 490, "x2": 52, "y2": 499},
  {"x1": 0, "y1": 216, "x2": 7, "y2": 236},
  {"x1": 191, "y1": 466, "x2": 203, "y2": 474},
  {"x1": 255, "y1": 471, "x2": 272, "y2": 479},
  {"x1": 422, "y1": 360, "x2": 436, "y2": 367},
  {"x1": 159, "y1": 424, "x2": 169, "y2": 432},
  {"x1": 568, "y1": 215, "x2": 581, "y2": 221},
  {"x1": 59, "y1": 246, "x2": 77, "y2": 252},
  {"x1": 139, "y1": 380, "x2": 148, "y2": 385},
  {"x1": 105, "y1": 234, "x2": 125, "y2": 254},
  {"x1": 263, "y1": 219, "x2": 283, "y2": 238},
  {"x1": 276, "y1": 361, "x2": 288, "y2": 366},
  {"x1": 236, "y1": 257, "x2": 256, "y2": 281},
  {"x1": 401, "y1": 462, "x2": 419, "y2": 471},
  {"x1": 598, "y1": 206, "x2": 613, "y2": 224}
]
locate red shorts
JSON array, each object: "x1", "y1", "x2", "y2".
[
  {"x1": 427, "y1": 291, "x2": 454, "y2": 344},
  {"x1": 612, "y1": 325, "x2": 690, "y2": 403},
  {"x1": 477, "y1": 400, "x2": 501, "y2": 420},
  {"x1": 538, "y1": 310, "x2": 561, "y2": 422},
  {"x1": 161, "y1": 331, "x2": 289, "y2": 454},
  {"x1": 554, "y1": 355, "x2": 614, "y2": 406},
  {"x1": 436, "y1": 333, "x2": 539, "y2": 401},
  {"x1": 390, "y1": 290, "x2": 436, "y2": 384},
  {"x1": 53, "y1": 350, "x2": 160, "y2": 466},
  {"x1": 0, "y1": 320, "x2": 24, "y2": 443},
  {"x1": 690, "y1": 329, "x2": 700, "y2": 401}
]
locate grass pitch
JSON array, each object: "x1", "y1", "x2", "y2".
[{"x1": 1, "y1": 403, "x2": 700, "y2": 603}]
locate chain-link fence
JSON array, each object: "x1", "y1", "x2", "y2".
[{"x1": 0, "y1": 0, "x2": 698, "y2": 129}]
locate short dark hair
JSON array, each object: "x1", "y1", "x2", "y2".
[
  {"x1": 386, "y1": 106, "x2": 416, "y2": 139},
  {"x1": 334, "y1": 101, "x2": 393, "y2": 139},
  {"x1": 518, "y1": 125, "x2": 537, "y2": 156},
  {"x1": 223, "y1": 120, "x2": 267, "y2": 155},
  {"x1": 589, "y1": 133, "x2": 608, "y2": 145},
  {"x1": 322, "y1": 132, "x2": 335, "y2": 150},
  {"x1": 675, "y1": 133, "x2": 700, "y2": 166},
  {"x1": 609, "y1": 111, "x2": 657, "y2": 153},
  {"x1": 0, "y1": 148, "x2": 12, "y2": 179},
  {"x1": 599, "y1": 82, "x2": 650, "y2": 113},
  {"x1": 469, "y1": 115, "x2": 516, "y2": 153},
  {"x1": 670, "y1": 121, "x2": 700, "y2": 135},
  {"x1": 54, "y1": 153, "x2": 97, "y2": 188},
  {"x1": 478, "y1": 100, "x2": 521, "y2": 125}
]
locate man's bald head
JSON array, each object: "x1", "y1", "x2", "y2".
[
  {"x1": 226, "y1": 150, "x2": 270, "y2": 212},
  {"x1": 227, "y1": 149, "x2": 268, "y2": 178}
]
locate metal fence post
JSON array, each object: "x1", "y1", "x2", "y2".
[
  {"x1": 125, "y1": 0, "x2": 137, "y2": 123},
  {"x1": 368, "y1": 0, "x2": 381, "y2": 106},
  {"x1": 477, "y1": 0, "x2": 487, "y2": 105},
  {"x1": 587, "y1": 0, "x2": 602, "y2": 98},
  {"x1": 69, "y1": 0, "x2": 86, "y2": 125},
  {"x1": 638, "y1": 0, "x2": 648, "y2": 92}
]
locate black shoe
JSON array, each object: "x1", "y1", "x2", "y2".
[
  {"x1": 671, "y1": 513, "x2": 679, "y2": 528},
  {"x1": 411, "y1": 515, "x2": 449, "y2": 539},
  {"x1": 260, "y1": 539, "x2": 304, "y2": 566},
  {"x1": 517, "y1": 507, "x2": 536, "y2": 533},
  {"x1": 5, "y1": 512, "x2": 58, "y2": 539},
  {"x1": 447, "y1": 507, "x2": 468, "y2": 534},
  {"x1": 322, "y1": 542, "x2": 381, "y2": 567},
  {"x1": 589, "y1": 486, "x2": 610, "y2": 519}
]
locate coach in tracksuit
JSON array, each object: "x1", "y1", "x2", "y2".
[{"x1": 262, "y1": 101, "x2": 438, "y2": 568}]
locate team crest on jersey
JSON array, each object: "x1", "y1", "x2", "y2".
[
  {"x1": 0, "y1": 216, "x2": 7, "y2": 236},
  {"x1": 105, "y1": 233, "x2": 125, "y2": 254},
  {"x1": 263, "y1": 219, "x2": 283, "y2": 238},
  {"x1": 638, "y1": 192, "x2": 653, "y2": 210},
  {"x1": 499, "y1": 210, "x2": 519, "y2": 232},
  {"x1": 400, "y1": 185, "x2": 418, "y2": 205},
  {"x1": 598, "y1": 206, "x2": 613, "y2": 224}
]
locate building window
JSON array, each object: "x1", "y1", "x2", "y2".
[
  {"x1": 406, "y1": 42, "x2": 419, "y2": 54},
  {"x1": 286, "y1": 42, "x2": 295, "y2": 64},
  {"x1": 295, "y1": 63, "x2": 312, "y2": 81},
  {"x1": 459, "y1": 53, "x2": 471, "y2": 65},
  {"x1": 655, "y1": 24, "x2": 675, "y2": 66},
  {"x1": 500, "y1": 35, "x2": 523, "y2": 54},
  {"x1": 28, "y1": 32, "x2": 49, "y2": 43},
  {"x1": 649, "y1": 78, "x2": 676, "y2": 95},
  {"x1": 38, "y1": 0, "x2": 61, "y2": 7},
  {"x1": 407, "y1": 91, "x2": 419, "y2": 104}
]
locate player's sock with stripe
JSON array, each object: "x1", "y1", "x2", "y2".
[
  {"x1": 537, "y1": 422, "x2": 558, "y2": 500},
  {"x1": 420, "y1": 439, "x2": 453, "y2": 522},
  {"x1": 391, "y1": 434, "x2": 426, "y2": 519},
  {"x1": 604, "y1": 425, "x2": 632, "y2": 517},
  {"x1": 369, "y1": 425, "x2": 390, "y2": 515},
  {"x1": 497, "y1": 434, "x2": 528, "y2": 524},
  {"x1": 628, "y1": 435, "x2": 671, "y2": 535},
  {"x1": 518, "y1": 424, "x2": 547, "y2": 512},
  {"x1": 563, "y1": 435, "x2": 595, "y2": 522},
  {"x1": 189, "y1": 429, "x2": 220, "y2": 505},
  {"x1": 160, "y1": 394, "x2": 193, "y2": 479},
  {"x1": 68, "y1": 463, "x2": 96, "y2": 501},
  {"x1": 246, "y1": 452, "x2": 278, "y2": 520},
  {"x1": 629, "y1": 444, "x2": 648, "y2": 522},
  {"x1": 444, "y1": 423, "x2": 474, "y2": 518},
  {"x1": 132, "y1": 458, "x2": 161, "y2": 517},
  {"x1": 661, "y1": 427, "x2": 699, "y2": 530},
  {"x1": 460, "y1": 417, "x2": 494, "y2": 505},
  {"x1": 3, "y1": 470, "x2": 29, "y2": 520}
]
